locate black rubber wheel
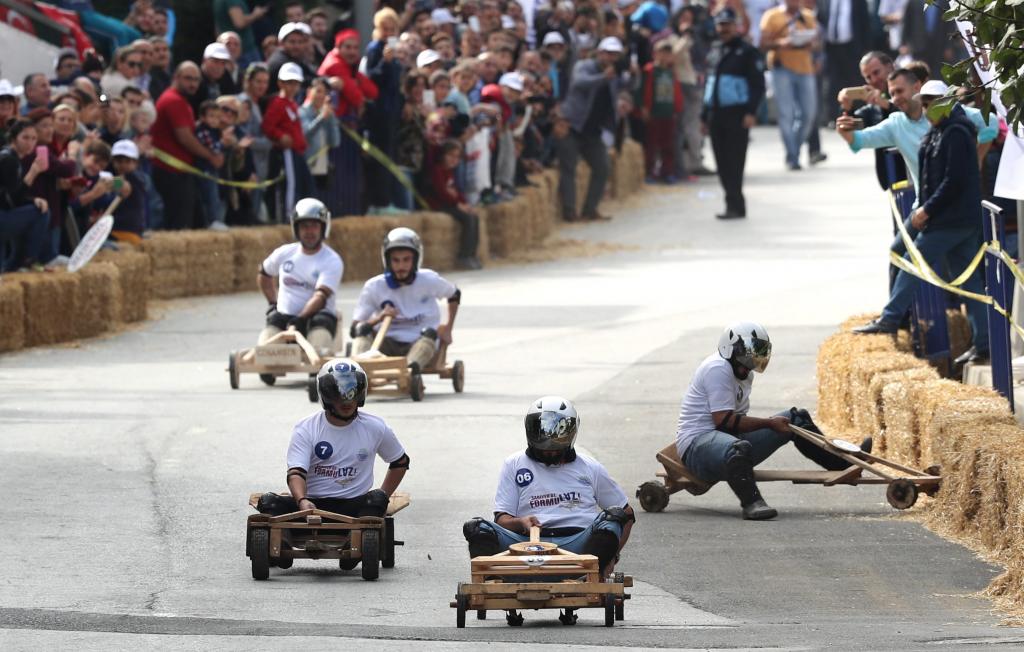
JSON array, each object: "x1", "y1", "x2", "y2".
[
  {"x1": 259, "y1": 373, "x2": 276, "y2": 387},
  {"x1": 615, "y1": 597, "x2": 624, "y2": 621},
  {"x1": 307, "y1": 376, "x2": 318, "y2": 403},
  {"x1": 360, "y1": 529, "x2": 380, "y2": 580},
  {"x1": 339, "y1": 557, "x2": 359, "y2": 571},
  {"x1": 886, "y1": 479, "x2": 919, "y2": 510},
  {"x1": 452, "y1": 360, "x2": 465, "y2": 393},
  {"x1": 345, "y1": 341, "x2": 352, "y2": 357},
  {"x1": 249, "y1": 528, "x2": 270, "y2": 580},
  {"x1": 228, "y1": 351, "x2": 239, "y2": 390},
  {"x1": 409, "y1": 371, "x2": 424, "y2": 402},
  {"x1": 276, "y1": 556, "x2": 293, "y2": 570},
  {"x1": 637, "y1": 481, "x2": 670, "y2": 513},
  {"x1": 604, "y1": 593, "x2": 615, "y2": 627},
  {"x1": 505, "y1": 610, "x2": 524, "y2": 626},
  {"x1": 558, "y1": 609, "x2": 577, "y2": 625},
  {"x1": 455, "y1": 592, "x2": 468, "y2": 628},
  {"x1": 476, "y1": 610, "x2": 486, "y2": 620},
  {"x1": 382, "y1": 518, "x2": 396, "y2": 568}
]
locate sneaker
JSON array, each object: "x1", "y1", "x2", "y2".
[
  {"x1": 741, "y1": 498, "x2": 778, "y2": 520},
  {"x1": 809, "y1": 152, "x2": 828, "y2": 165},
  {"x1": 787, "y1": 161, "x2": 802, "y2": 171},
  {"x1": 45, "y1": 255, "x2": 70, "y2": 268},
  {"x1": 208, "y1": 221, "x2": 229, "y2": 232}
]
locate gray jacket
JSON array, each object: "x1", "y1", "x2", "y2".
[{"x1": 560, "y1": 58, "x2": 629, "y2": 135}]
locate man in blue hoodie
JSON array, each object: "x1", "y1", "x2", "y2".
[{"x1": 854, "y1": 81, "x2": 989, "y2": 365}]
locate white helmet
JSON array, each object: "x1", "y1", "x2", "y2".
[
  {"x1": 316, "y1": 359, "x2": 368, "y2": 409},
  {"x1": 524, "y1": 396, "x2": 580, "y2": 452},
  {"x1": 381, "y1": 227, "x2": 423, "y2": 272},
  {"x1": 718, "y1": 322, "x2": 772, "y2": 373},
  {"x1": 291, "y1": 197, "x2": 331, "y2": 241}
]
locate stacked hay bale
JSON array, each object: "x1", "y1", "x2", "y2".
[
  {"x1": 865, "y1": 366, "x2": 939, "y2": 455},
  {"x1": 74, "y1": 261, "x2": 122, "y2": 339},
  {"x1": 140, "y1": 232, "x2": 188, "y2": 299},
  {"x1": 524, "y1": 174, "x2": 556, "y2": 243},
  {"x1": 328, "y1": 216, "x2": 426, "y2": 281},
  {"x1": 573, "y1": 160, "x2": 591, "y2": 218},
  {"x1": 420, "y1": 211, "x2": 470, "y2": 270},
  {"x1": 230, "y1": 226, "x2": 290, "y2": 292},
  {"x1": 816, "y1": 331, "x2": 906, "y2": 431},
  {"x1": 183, "y1": 231, "x2": 235, "y2": 295},
  {"x1": 847, "y1": 351, "x2": 928, "y2": 435},
  {"x1": 484, "y1": 197, "x2": 534, "y2": 259},
  {"x1": 94, "y1": 249, "x2": 149, "y2": 322},
  {"x1": 15, "y1": 272, "x2": 81, "y2": 347},
  {"x1": 0, "y1": 282, "x2": 25, "y2": 352},
  {"x1": 612, "y1": 140, "x2": 644, "y2": 199}
]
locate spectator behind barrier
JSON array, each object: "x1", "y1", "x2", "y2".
[{"x1": 0, "y1": 119, "x2": 59, "y2": 270}]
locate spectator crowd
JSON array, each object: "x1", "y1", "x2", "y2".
[{"x1": 0, "y1": 0, "x2": 1016, "y2": 278}]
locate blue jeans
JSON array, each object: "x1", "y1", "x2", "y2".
[
  {"x1": 881, "y1": 224, "x2": 989, "y2": 351},
  {"x1": 682, "y1": 411, "x2": 791, "y2": 483},
  {"x1": 196, "y1": 176, "x2": 224, "y2": 226},
  {"x1": 476, "y1": 514, "x2": 623, "y2": 552},
  {"x1": 772, "y1": 67, "x2": 817, "y2": 166},
  {"x1": 0, "y1": 204, "x2": 55, "y2": 269}
]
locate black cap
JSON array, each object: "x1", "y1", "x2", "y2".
[{"x1": 714, "y1": 7, "x2": 738, "y2": 24}]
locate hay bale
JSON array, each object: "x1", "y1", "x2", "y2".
[
  {"x1": 183, "y1": 231, "x2": 235, "y2": 296},
  {"x1": 485, "y1": 200, "x2": 534, "y2": 259},
  {"x1": 0, "y1": 282, "x2": 25, "y2": 352},
  {"x1": 848, "y1": 352, "x2": 928, "y2": 436},
  {"x1": 865, "y1": 366, "x2": 939, "y2": 454},
  {"x1": 921, "y1": 391, "x2": 1014, "y2": 468},
  {"x1": 816, "y1": 330, "x2": 901, "y2": 431},
  {"x1": 94, "y1": 249, "x2": 149, "y2": 322},
  {"x1": 140, "y1": 232, "x2": 188, "y2": 299},
  {"x1": 74, "y1": 261, "x2": 122, "y2": 339},
  {"x1": 231, "y1": 228, "x2": 267, "y2": 293},
  {"x1": 16, "y1": 271, "x2": 80, "y2": 347},
  {"x1": 972, "y1": 440, "x2": 1024, "y2": 553},
  {"x1": 526, "y1": 173, "x2": 555, "y2": 242},
  {"x1": 420, "y1": 212, "x2": 459, "y2": 271},
  {"x1": 573, "y1": 159, "x2": 591, "y2": 218},
  {"x1": 947, "y1": 308, "x2": 971, "y2": 360},
  {"x1": 611, "y1": 140, "x2": 644, "y2": 199}
]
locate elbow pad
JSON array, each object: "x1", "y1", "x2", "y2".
[
  {"x1": 389, "y1": 453, "x2": 410, "y2": 469},
  {"x1": 448, "y1": 288, "x2": 461, "y2": 304},
  {"x1": 287, "y1": 467, "x2": 307, "y2": 481},
  {"x1": 718, "y1": 411, "x2": 742, "y2": 435}
]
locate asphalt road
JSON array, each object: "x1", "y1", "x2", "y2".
[{"x1": 2, "y1": 129, "x2": 1022, "y2": 651}]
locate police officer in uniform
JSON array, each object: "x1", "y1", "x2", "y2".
[{"x1": 702, "y1": 8, "x2": 765, "y2": 219}]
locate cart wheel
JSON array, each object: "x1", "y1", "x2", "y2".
[
  {"x1": 637, "y1": 481, "x2": 670, "y2": 513},
  {"x1": 345, "y1": 341, "x2": 352, "y2": 357},
  {"x1": 228, "y1": 351, "x2": 240, "y2": 390},
  {"x1": 455, "y1": 592, "x2": 468, "y2": 628},
  {"x1": 452, "y1": 360, "x2": 465, "y2": 393},
  {"x1": 613, "y1": 571, "x2": 625, "y2": 584},
  {"x1": 410, "y1": 370, "x2": 424, "y2": 402},
  {"x1": 505, "y1": 610, "x2": 524, "y2": 626},
  {"x1": 249, "y1": 528, "x2": 270, "y2": 580},
  {"x1": 275, "y1": 556, "x2": 293, "y2": 570},
  {"x1": 360, "y1": 529, "x2": 380, "y2": 580},
  {"x1": 615, "y1": 597, "x2": 624, "y2": 621},
  {"x1": 259, "y1": 373, "x2": 276, "y2": 387},
  {"x1": 558, "y1": 608, "x2": 577, "y2": 626},
  {"x1": 604, "y1": 593, "x2": 615, "y2": 627},
  {"x1": 886, "y1": 479, "x2": 919, "y2": 510},
  {"x1": 307, "y1": 376, "x2": 318, "y2": 403},
  {"x1": 925, "y1": 464, "x2": 941, "y2": 477},
  {"x1": 476, "y1": 610, "x2": 486, "y2": 620},
  {"x1": 339, "y1": 557, "x2": 359, "y2": 571},
  {"x1": 382, "y1": 517, "x2": 396, "y2": 569}
]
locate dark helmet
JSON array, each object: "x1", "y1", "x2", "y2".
[
  {"x1": 525, "y1": 396, "x2": 580, "y2": 452},
  {"x1": 316, "y1": 359, "x2": 368, "y2": 411}
]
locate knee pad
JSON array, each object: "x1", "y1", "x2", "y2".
[
  {"x1": 354, "y1": 322, "x2": 374, "y2": 338},
  {"x1": 463, "y1": 517, "x2": 500, "y2": 558},
  {"x1": 256, "y1": 492, "x2": 290, "y2": 514},
  {"x1": 462, "y1": 517, "x2": 492, "y2": 541},
  {"x1": 364, "y1": 488, "x2": 389, "y2": 511},
  {"x1": 584, "y1": 529, "x2": 620, "y2": 569},
  {"x1": 420, "y1": 327, "x2": 438, "y2": 340},
  {"x1": 599, "y1": 506, "x2": 630, "y2": 526}
]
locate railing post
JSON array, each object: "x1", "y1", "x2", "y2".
[{"x1": 982, "y1": 200, "x2": 1014, "y2": 410}]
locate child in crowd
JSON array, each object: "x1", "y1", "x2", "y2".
[
  {"x1": 425, "y1": 139, "x2": 481, "y2": 270},
  {"x1": 217, "y1": 95, "x2": 258, "y2": 226},
  {"x1": 71, "y1": 139, "x2": 116, "y2": 233},
  {"x1": 299, "y1": 77, "x2": 340, "y2": 203},
  {"x1": 108, "y1": 139, "x2": 147, "y2": 244},
  {"x1": 194, "y1": 99, "x2": 227, "y2": 230},
  {"x1": 640, "y1": 38, "x2": 682, "y2": 184},
  {"x1": 262, "y1": 62, "x2": 311, "y2": 222}
]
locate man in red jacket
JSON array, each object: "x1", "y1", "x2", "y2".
[
  {"x1": 262, "y1": 62, "x2": 312, "y2": 222},
  {"x1": 317, "y1": 29, "x2": 378, "y2": 118},
  {"x1": 640, "y1": 38, "x2": 683, "y2": 184}
]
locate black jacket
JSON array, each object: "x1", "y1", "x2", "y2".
[
  {"x1": 701, "y1": 36, "x2": 764, "y2": 122},
  {"x1": 918, "y1": 103, "x2": 981, "y2": 231},
  {"x1": 0, "y1": 147, "x2": 34, "y2": 211}
]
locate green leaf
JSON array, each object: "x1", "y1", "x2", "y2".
[{"x1": 926, "y1": 97, "x2": 956, "y2": 123}]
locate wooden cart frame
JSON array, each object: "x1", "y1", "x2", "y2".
[
  {"x1": 245, "y1": 491, "x2": 410, "y2": 581},
  {"x1": 450, "y1": 527, "x2": 632, "y2": 628},
  {"x1": 228, "y1": 330, "x2": 331, "y2": 401},
  {"x1": 349, "y1": 342, "x2": 465, "y2": 402},
  {"x1": 636, "y1": 424, "x2": 942, "y2": 513}
]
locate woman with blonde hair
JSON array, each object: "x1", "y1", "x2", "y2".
[{"x1": 362, "y1": 6, "x2": 403, "y2": 212}]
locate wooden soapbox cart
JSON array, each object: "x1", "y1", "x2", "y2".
[{"x1": 228, "y1": 329, "x2": 329, "y2": 402}]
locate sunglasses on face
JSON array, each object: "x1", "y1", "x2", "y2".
[{"x1": 126, "y1": 61, "x2": 143, "y2": 68}]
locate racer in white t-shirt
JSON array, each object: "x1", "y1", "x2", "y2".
[
  {"x1": 463, "y1": 396, "x2": 635, "y2": 579},
  {"x1": 675, "y1": 322, "x2": 858, "y2": 521},
  {"x1": 256, "y1": 360, "x2": 410, "y2": 521},
  {"x1": 257, "y1": 198, "x2": 344, "y2": 357},
  {"x1": 350, "y1": 227, "x2": 460, "y2": 371}
]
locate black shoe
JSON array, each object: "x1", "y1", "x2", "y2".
[
  {"x1": 851, "y1": 319, "x2": 898, "y2": 335},
  {"x1": 809, "y1": 152, "x2": 828, "y2": 165},
  {"x1": 692, "y1": 166, "x2": 716, "y2": 176},
  {"x1": 953, "y1": 346, "x2": 989, "y2": 366},
  {"x1": 716, "y1": 210, "x2": 746, "y2": 219},
  {"x1": 742, "y1": 498, "x2": 778, "y2": 520},
  {"x1": 860, "y1": 437, "x2": 873, "y2": 454},
  {"x1": 408, "y1": 361, "x2": 421, "y2": 374}
]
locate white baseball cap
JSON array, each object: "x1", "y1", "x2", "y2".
[
  {"x1": 278, "y1": 22, "x2": 312, "y2": 41},
  {"x1": 416, "y1": 49, "x2": 441, "y2": 68},
  {"x1": 598, "y1": 36, "x2": 624, "y2": 53},
  {"x1": 0, "y1": 79, "x2": 14, "y2": 98},
  {"x1": 498, "y1": 72, "x2": 524, "y2": 92},
  {"x1": 501, "y1": 15, "x2": 515, "y2": 29},
  {"x1": 920, "y1": 80, "x2": 949, "y2": 97},
  {"x1": 111, "y1": 139, "x2": 139, "y2": 160},
  {"x1": 431, "y1": 8, "x2": 457, "y2": 24},
  {"x1": 542, "y1": 31, "x2": 566, "y2": 47},
  {"x1": 278, "y1": 62, "x2": 304, "y2": 82},
  {"x1": 203, "y1": 42, "x2": 232, "y2": 61}
]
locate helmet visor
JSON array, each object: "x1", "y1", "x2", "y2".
[
  {"x1": 323, "y1": 370, "x2": 361, "y2": 403},
  {"x1": 749, "y1": 337, "x2": 771, "y2": 373},
  {"x1": 527, "y1": 411, "x2": 578, "y2": 450}
]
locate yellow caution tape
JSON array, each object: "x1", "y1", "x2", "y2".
[
  {"x1": 337, "y1": 122, "x2": 430, "y2": 210},
  {"x1": 152, "y1": 147, "x2": 283, "y2": 189}
]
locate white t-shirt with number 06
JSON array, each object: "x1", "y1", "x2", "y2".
[{"x1": 493, "y1": 450, "x2": 629, "y2": 529}]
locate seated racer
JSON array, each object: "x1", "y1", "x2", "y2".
[
  {"x1": 257, "y1": 197, "x2": 343, "y2": 358},
  {"x1": 349, "y1": 227, "x2": 460, "y2": 372},
  {"x1": 676, "y1": 321, "x2": 869, "y2": 521},
  {"x1": 257, "y1": 360, "x2": 411, "y2": 558},
  {"x1": 463, "y1": 396, "x2": 635, "y2": 579}
]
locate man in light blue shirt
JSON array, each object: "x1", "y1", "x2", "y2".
[{"x1": 835, "y1": 69, "x2": 998, "y2": 196}]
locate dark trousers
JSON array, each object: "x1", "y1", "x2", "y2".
[
  {"x1": 557, "y1": 130, "x2": 609, "y2": 219},
  {"x1": 267, "y1": 149, "x2": 313, "y2": 223},
  {"x1": 365, "y1": 118, "x2": 397, "y2": 209},
  {"x1": 0, "y1": 204, "x2": 54, "y2": 268},
  {"x1": 825, "y1": 43, "x2": 861, "y2": 121},
  {"x1": 644, "y1": 116, "x2": 676, "y2": 179},
  {"x1": 153, "y1": 164, "x2": 198, "y2": 230},
  {"x1": 709, "y1": 111, "x2": 749, "y2": 215},
  {"x1": 443, "y1": 207, "x2": 480, "y2": 258}
]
